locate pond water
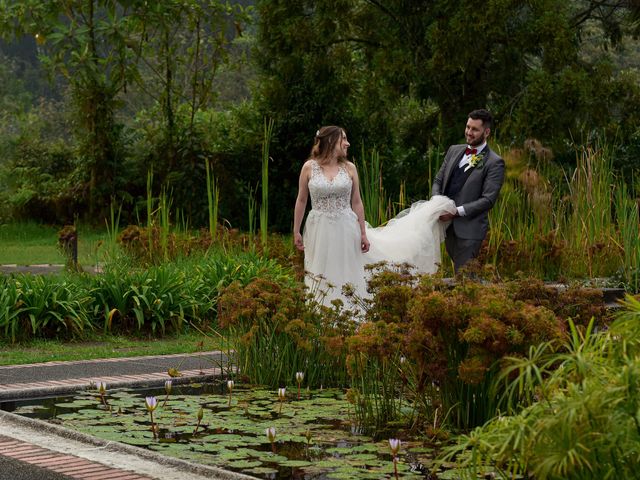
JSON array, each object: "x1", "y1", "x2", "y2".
[{"x1": 2, "y1": 382, "x2": 456, "y2": 479}]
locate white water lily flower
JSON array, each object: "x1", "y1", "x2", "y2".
[
  {"x1": 266, "y1": 426, "x2": 276, "y2": 443},
  {"x1": 295, "y1": 372, "x2": 304, "y2": 384},
  {"x1": 227, "y1": 380, "x2": 234, "y2": 391},
  {"x1": 389, "y1": 438, "x2": 401, "y2": 456},
  {"x1": 145, "y1": 396, "x2": 158, "y2": 412},
  {"x1": 278, "y1": 387, "x2": 286, "y2": 400}
]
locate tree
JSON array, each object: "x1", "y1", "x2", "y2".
[
  {"x1": 0, "y1": 0, "x2": 251, "y2": 221},
  {"x1": 254, "y1": 0, "x2": 640, "y2": 198},
  {"x1": 126, "y1": 0, "x2": 251, "y2": 221},
  {"x1": 1, "y1": 0, "x2": 141, "y2": 216}
]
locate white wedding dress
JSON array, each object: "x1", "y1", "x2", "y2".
[
  {"x1": 303, "y1": 159, "x2": 456, "y2": 307},
  {"x1": 304, "y1": 160, "x2": 368, "y2": 307},
  {"x1": 363, "y1": 195, "x2": 457, "y2": 274}
]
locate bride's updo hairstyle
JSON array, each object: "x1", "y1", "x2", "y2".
[{"x1": 310, "y1": 126, "x2": 347, "y2": 163}]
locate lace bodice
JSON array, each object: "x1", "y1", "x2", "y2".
[{"x1": 308, "y1": 160, "x2": 353, "y2": 218}]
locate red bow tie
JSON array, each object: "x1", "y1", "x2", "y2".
[{"x1": 465, "y1": 147, "x2": 477, "y2": 155}]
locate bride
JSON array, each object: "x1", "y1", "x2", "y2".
[{"x1": 293, "y1": 126, "x2": 456, "y2": 307}]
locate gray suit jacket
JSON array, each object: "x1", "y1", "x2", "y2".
[{"x1": 431, "y1": 144, "x2": 505, "y2": 240}]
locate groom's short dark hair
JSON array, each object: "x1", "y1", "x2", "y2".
[{"x1": 468, "y1": 109, "x2": 493, "y2": 129}]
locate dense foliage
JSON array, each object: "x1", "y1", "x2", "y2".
[
  {"x1": 443, "y1": 301, "x2": 640, "y2": 479},
  {"x1": 0, "y1": 251, "x2": 288, "y2": 342},
  {"x1": 1, "y1": 1, "x2": 640, "y2": 230},
  {"x1": 217, "y1": 266, "x2": 609, "y2": 433}
]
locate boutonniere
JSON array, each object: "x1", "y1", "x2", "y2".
[{"x1": 464, "y1": 151, "x2": 486, "y2": 172}]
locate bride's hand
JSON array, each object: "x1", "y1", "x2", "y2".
[
  {"x1": 294, "y1": 232, "x2": 304, "y2": 251},
  {"x1": 361, "y1": 234, "x2": 370, "y2": 253}
]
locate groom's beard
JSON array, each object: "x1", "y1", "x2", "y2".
[{"x1": 467, "y1": 133, "x2": 486, "y2": 147}]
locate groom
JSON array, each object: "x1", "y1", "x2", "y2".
[{"x1": 432, "y1": 109, "x2": 505, "y2": 272}]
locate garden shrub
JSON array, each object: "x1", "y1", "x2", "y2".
[
  {"x1": 442, "y1": 297, "x2": 640, "y2": 479},
  {"x1": 347, "y1": 271, "x2": 567, "y2": 432},
  {"x1": 0, "y1": 274, "x2": 93, "y2": 342},
  {"x1": 510, "y1": 278, "x2": 609, "y2": 327},
  {"x1": 0, "y1": 250, "x2": 291, "y2": 342},
  {"x1": 217, "y1": 277, "x2": 356, "y2": 389}
]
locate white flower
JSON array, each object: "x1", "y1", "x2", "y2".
[
  {"x1": 389, "y1": 438, "x2": 401, "y2": 456},
  {"x1": 145, "y1": 396, "x2": 158, "y2": 412},
  {"x1": 227, "y1": 380, "x2": 234, "y2": 391},
  {"x1": 296, "y1": 372, "x2": 304, "y2": 384},
  {"x1": 266, "y1": 426, "x2": 276, "y2": 443},
  {"x1": 278, "y1": 387, "x2": 286, "y2": 401}
]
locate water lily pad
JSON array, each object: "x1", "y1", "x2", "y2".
[
  {"x1": 54, "y1": 399, "x2": 98, "y2": 408},
  {"x1": 257, "y1": 453, "x2": 289, "y2": 463},
  {"x1": 227, "y1": 459, "x2": 262, "y2": 469},
  {"x1": 436, "y1": 468, "x2": 468, "y2": 479},
  {"x1": 246, "y1": 466, "x2": 279, "y2": 475},
  {"x1": 280, "y1": 459, "x2": 312, "y2": 467}
]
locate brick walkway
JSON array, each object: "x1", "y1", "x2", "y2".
[
  {"x1": 0, "y1": 435, "x2": 151, "y2": 479},
  {"x1": 0, "y1": 366, "x2": 221, "y2": 399},
  {"x1": 0, "y1": 351, "x2": 228, "y2": 402}
]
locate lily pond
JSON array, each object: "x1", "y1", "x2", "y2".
[{"x1": 1, "y1": 382, "x2": 468, "y2": 479}]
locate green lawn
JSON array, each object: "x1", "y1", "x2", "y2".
[
  {"x1": 0, "y1": 222, "x2": 109, "y2": 265},
  {"x1": 0, "y1": 332, "x2": 223, "y2": 365}
]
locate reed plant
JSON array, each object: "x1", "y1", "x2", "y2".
[
  {"x1": 358, "y1": 146, "x2": 388, "y2": 226},
  {"x1": 104, "y1": 198, "x2": 123, "y2": 259},
  {"x1": 613, "y1": 182, "x2": 640, "y2": 291},
  {"x1": 146, "y1": 169, "x2": 154, "y2": 256},
  {"x1": 159, "y1": 187, "x2": 172, "y2": 262},
  {"x1": 205, "y1": 160, "x2": 220, "y2": 240},
  {"x1": 487, "y1": 141, "x2": 629, "y2": 282},
  {"x1": 357, "y1": 146, "x2": 410, "y2": 227},
  {"x1": 247, "y1": 183, "x2": 257, "y2": 241},
  {"x1": 346, "y1": 271, "x2": 567, "y2": 434},
  {"x1": 260, "y1": 118, "x2": 275, "y2": 250},
  {"x1": 347, "y1": 334, "x2": 407, "y2": 435}
]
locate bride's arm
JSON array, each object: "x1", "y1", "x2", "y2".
[
  {"x1": 347, "y1": 162, "x2": 370, "y2": 253},
  {"x1": 293, "y1": 161, "x2": 311, "y2": 251}
]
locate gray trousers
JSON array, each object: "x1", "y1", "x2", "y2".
[{"x1": 445, "y1": 225, "x2": 483, "y2": 273}]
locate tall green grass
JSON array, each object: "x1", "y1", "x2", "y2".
[
  {"x1": 205, "y1": 159, "x2": 220, "y2": 240},
  {"x1": 488, "y1": 141, "x2": 638, "y2": 284},
  {"x1": 260, "y1": 118, "x2": 275, "y2": 249},
  {"x1": 357, "y1": 146, "x2": 406, "y2": 227}
]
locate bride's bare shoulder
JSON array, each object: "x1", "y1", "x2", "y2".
[{"x1": 344, "y1": 161, "x2": 358, "y2": 175}]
